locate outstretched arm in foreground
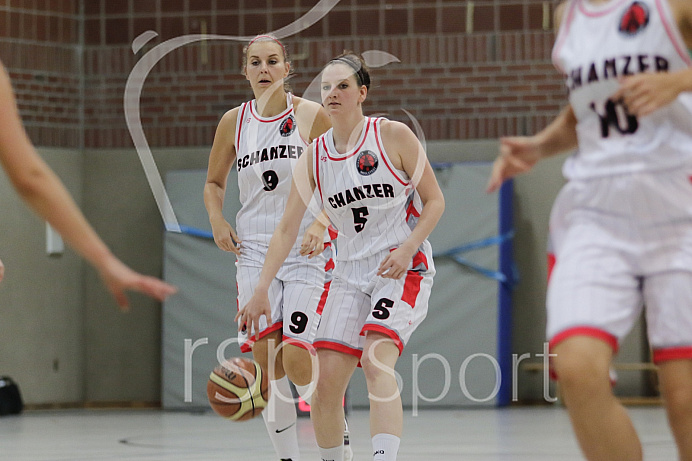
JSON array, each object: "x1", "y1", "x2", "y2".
[{"x1": 0, "y1": 61, "x2": 176, "y2": 309}]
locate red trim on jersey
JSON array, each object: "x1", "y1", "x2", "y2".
[
  {"x1": 239, "y1": 322, "x2": 284, "y2": 353},
  {"x1": 325, "y1": 118, "x2": 371, "y2": 161},
  {"x1": 316, "y1": 280, "x2": 331, "y2": 315},
  {"x1": 401, "y1": 270, "x2": 423, "y2": 307},
  {"x1": 577, "y1": 0, "x2": 627, "y2": 17},
  {"x1": 549, "y1": 326, "x2": 619, "y2": 354},
  {"x1": 361, "y1": 324, "x2": 404, "y2": 355},
  {"x1": 655, "y1": 0, "x2": 692, "y2": 66},
  {"x1": 552, "y1": 0, "x2": 579, "y2": 74},
  {"x1": 373, "y1": 118, "x2": 409, "y2": 186},
  {"x1": 236, "y1": 103, "x2": 248, "y2": 153},
  {"x1": 406, "y1": 199, "x2": 421, "y2": 222},
  {"x1": 315, "y1": 139, "x2": 324, "y2": 202},
  {"x1": 328, "y1": 225, "x2": 339, "y2": 241},
  {"x1": 248, "y1": 98, "x2": 293, "y2": 123},
  {"x1": 547, "y1": 252, "x2": 556, "y2": 282},
  {"x1": 314, "y1": 340, "x2": 363, "y2": 358},
  {"x1": 653, "y1": 346, "x2": 692, "y2": 364}
]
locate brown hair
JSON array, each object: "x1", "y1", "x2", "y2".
[
  {"x1": 325, "y1": 51, "x2": 371, "y2": 90},
  {"x1": 241, "y1": 34, "x2": 293, "y2": 90}
]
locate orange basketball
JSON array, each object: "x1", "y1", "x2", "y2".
[{"x1": 207, "y1": 357, "x2": 270, "y2": 421}]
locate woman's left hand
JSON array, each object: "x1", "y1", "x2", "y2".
[
  {"x1": 300, "y1": 220, "x2": 326, "y2": 258},
  {"x1": 613, "y1": 72, "x2": 681, "y2": 117},
  {"x1": 377, "y1": 246, "x2": 415, "y2": 279}
]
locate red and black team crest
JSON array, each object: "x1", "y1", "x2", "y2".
[
  {"x1": 356, "y1": 150, "x2": 378, "y2": 176},
  {"x1": 279, "y1": 115, "x2": 296, "y2": 137},
  {"x1": 619, "y1": 1, "x2": 649, "y2": 36}
]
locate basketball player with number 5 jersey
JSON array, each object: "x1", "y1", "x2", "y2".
[
  {"x1": 239, "y1": 52, "x2": 445, "y2": 461},
  {"x1": 487, "y1": 1, "x2": 692, "y2": 460}
]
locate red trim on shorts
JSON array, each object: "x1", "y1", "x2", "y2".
[
  {"x1": 653, "y1": 346, "x2": 692, "y2": 364},
  {"x1": 313, "y1": 340, "x2": 363, "y2": 359},
  {"x1": 547, "y1": 253, "x2": 556, "y2": 282},
  {"x1": 328, "y1": 225, "x2": 339, "y2": 241},
  {"x1": 316, "y1": 281, "x2": 331, "y2": 315},
  {"x1": 324, "y1": 258, "x2": 335, "y2": 272},
  {"x1": 239, "y1": 322, "x2": 284, "y2": 353},
  {"x1": 549, "y1": 326, "x2": 619, "y2": 354},
  {"x1": 401, "y1": 271, "x2": 423, "y2": 307},
  {"x1": 412, "y1": 250, "x2": 428, "y2": 271},
  {"x1": 361, "y1": 324, "x2": 404, "y2": 355},
  {"x1": 281, "y1": 336, "x2": 317, "y2": 355}
]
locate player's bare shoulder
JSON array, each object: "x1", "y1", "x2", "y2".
[
  {"x1": 378, "y1": 119, "x2": 422, "y2": 169},
  {"x1": 293, "y1": 96, "x2": 331, "y2": 142},
  {"x1": 217, "y1": 106, "x2": 241, "y2": 138},
  {"x1": 554, "y1": 1, "x2": 570, "y2": 33},
  {"x1": 668, "y1": 0, "x2": 692, "y2": 47}
]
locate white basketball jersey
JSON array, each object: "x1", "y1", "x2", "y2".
[
  {"x1": 552, "y1": 0, "x2": 692, "y2": 179},
  {"x1": 313, "y1": 117, "x2": 426, "y2": 261},
  {"x1": 234, "y1": 93, "x2": 314, "y2": 247}
]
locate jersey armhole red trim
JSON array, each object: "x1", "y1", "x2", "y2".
[
  {"x1": 373, "y1": 118, "x2": 409, "y2": 187},
  {"x1": 235, "y1": 102, "x2": 248, "y2": 153},
  {"x1": 315, "y1": 138, "x2": 324, "y2": 203},
  {"x1": 551, "y1": 0, "x2": 578, "y2": 74}
]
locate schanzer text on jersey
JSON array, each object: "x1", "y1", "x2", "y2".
[
  {"x1": 327, "y1": 183, "x2": 395, "y2": 209},
  {"x1": 236, "y1": 144, "x2": 304, "y2": 172}
]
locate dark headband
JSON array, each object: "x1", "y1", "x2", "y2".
[{"x1": 329, "y1": 56, "x2": 370, "y2": 89}]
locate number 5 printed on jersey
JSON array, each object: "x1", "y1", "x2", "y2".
[{"x1": 352, "y1": 206, "x2": 369, "y2": 233}]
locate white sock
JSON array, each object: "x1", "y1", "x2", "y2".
[
  {"x1": 319, "y1": 445, "x2": 343, "y2": 461},
  {"x1": 372, "y1": 433, "x2": 400, "y2": 461},
  {"x1": 262, "y1": 376, "x2": 299, "y2": 460},
  {"x1": 294, "y1": 383, "x2": 314, "y2": 406}
]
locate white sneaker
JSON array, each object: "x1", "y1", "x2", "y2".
[{"x1": 343, "y1": 417, "x2": 353, "y2": 461}]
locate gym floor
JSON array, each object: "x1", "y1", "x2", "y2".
[{"x1": 0, "y1": 405, "x2": 677, "y2": 460}]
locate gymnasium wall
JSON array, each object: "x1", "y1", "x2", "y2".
[{"x1": 2, "y1": 1, "x2": 643, "y2": 405}]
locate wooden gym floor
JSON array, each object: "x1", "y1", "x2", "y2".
[{"x1": 0, "y1": 405, "x2": 678, "y2": 460}]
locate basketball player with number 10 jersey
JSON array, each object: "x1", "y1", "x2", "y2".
[{"x1": 488, "y1": 1, "x2": 692, "y2": 459}]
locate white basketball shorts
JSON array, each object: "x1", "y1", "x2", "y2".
[
  {"x1": 546, "y1": 166, "x2": 692, "y2": 364},
  {"x1": 314, "y1": 241, "x2": 435, "y2": 358},
  {"x1": 236, "y1": 241, "x2": 333, "y2": 352}
]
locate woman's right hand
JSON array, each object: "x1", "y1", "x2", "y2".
[
  {"x1": 486, "y1": 136, "x2": 542, "y2": 193},
  {"x1": 211, "y1": 219, "x2": 241, "y2": 255}
]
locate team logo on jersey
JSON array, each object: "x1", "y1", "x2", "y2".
[
  {"x1": 356, "y1": 150, "x2": 378, "y2": 176},
  {"x1": 619, "y1": 1, "x2": 649, "y2": 36},
  {"x1": 279, "y1": 115, "x2": 296, "y2": 136}
]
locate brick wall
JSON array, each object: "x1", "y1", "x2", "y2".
[
  {"x1": 0, "y1": 0, "x2": 80, "y2": 147},
  {"x1": 4, "y1": 0, "x2": 567, "y2": 149}
]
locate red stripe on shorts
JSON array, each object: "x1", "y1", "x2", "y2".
[
  {"x1": 313, "y1": 340, "x2": 362, "y2": 358},
  {"x1": 653, "y1": 346, "x2": 692, "y2": 364},
  {"x1": 549, "y1": 326, "x2": 619, "y2": 354},
  {"x1": 361, "y1": 324, "x2": 404, "y2": 354},
  {"x1": 239, "y1": 322, "x2": 284, "y2": 353},
  {"x1": 316, "y1": 281, "x2": 331, "y2": 315},
  {"x1": 401, "y1": 270, "x2": 423, "y2": 307},
  {"x1": 412, "y1": 250, "x2": 428, "y2": 271}
]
